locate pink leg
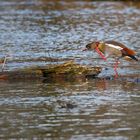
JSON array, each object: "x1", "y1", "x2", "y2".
[
  {"x1": 114, "y1": 60, "x2": 119, "y2": 79},
  {"x1": 95, "y1": 47, "x2": 107, "y2": 61}
]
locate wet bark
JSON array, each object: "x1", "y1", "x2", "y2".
[{"x1": 0, "y1": 61, "x2": 102, "y2": 81}]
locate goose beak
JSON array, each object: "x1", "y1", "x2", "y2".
[{"x1": 82, "y1": 48, "x2": 88, "y2": 51}]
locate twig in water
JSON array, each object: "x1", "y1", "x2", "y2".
[
  {"x1": 45, "y1": 50, "x2": 52, "y2": 65},
  {"x1": 1, "y1": 56, "x2": 7, "y2": 72}
]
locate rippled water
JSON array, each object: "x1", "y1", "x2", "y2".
[
  {"x1": 0, "y1": 79, "x2": 140, "y2": 139},
  {"x1": 0, "y1": 0, "x2": 140, "y2": 139}
]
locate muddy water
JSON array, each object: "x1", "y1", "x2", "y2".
[{"x1": 0, "y1": 0, "x2": 140, "y2": 139}]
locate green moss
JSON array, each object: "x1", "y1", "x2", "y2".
[
  {"x1": 41, "y1": 61, "x2": 101, "y2": 77},
  {"x1": 0, "y1": 61, "x2": 101, "y2": 80}
]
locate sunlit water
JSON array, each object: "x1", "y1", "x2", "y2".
[{"x1": 0, "y1": 0, "x2": 140, "y2": 139}]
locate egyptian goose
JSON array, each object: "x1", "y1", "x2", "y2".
[{"x1": 84, "y1": 40, "x2": 138, "y2": 78}]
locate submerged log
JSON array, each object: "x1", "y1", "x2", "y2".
[{"x1": 0, "y1": 61, "x2": 102, "y2": 80}]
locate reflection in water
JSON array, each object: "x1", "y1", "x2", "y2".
[
  {"x1": 0, "y1": 79, "x2": 140, "y2": 139},
  {"x1": 0, "y1": 0, "x2": 140, "y2": 139}
]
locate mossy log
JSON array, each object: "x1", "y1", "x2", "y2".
[{"x1": 0, "y1": 61, "x2": 102, "y2": 80}]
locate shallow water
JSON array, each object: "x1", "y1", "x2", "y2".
[
  {"x1": 0, "y1": 0, "x2": 140, "y2": 139},
  {"x1": 0, "y1": 79, "x2": 140, "y2": 139}
]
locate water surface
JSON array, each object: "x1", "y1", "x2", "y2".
[{"x1": 0, "y1": 0, "x2": 140, "y2": 139}]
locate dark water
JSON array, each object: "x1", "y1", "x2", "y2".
[{"x1": 0, "y1": 0, "x2": 140, "y2": 139}]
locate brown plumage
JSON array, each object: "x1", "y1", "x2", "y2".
[
  {"x1": 84, "y1": 40, "x2": 138, "y2": 78},
  {"x1": 105, "y1": 41, "x2": 138, "y2": 61}
]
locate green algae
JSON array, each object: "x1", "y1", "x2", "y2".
[{"x1": 0, "y1": 61, "x2": 102, "y2": 80}]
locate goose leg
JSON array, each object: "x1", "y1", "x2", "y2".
[
  {"x1": 114, "y1": 60, "x2": 119, "y2": 78},
  {"x1": 95, "y1": 47, "x2": 107, "y2": 61}
]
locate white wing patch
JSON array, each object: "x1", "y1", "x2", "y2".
[{"x1": 106, "y1": 43, "x2": 123, "y2": 51}]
